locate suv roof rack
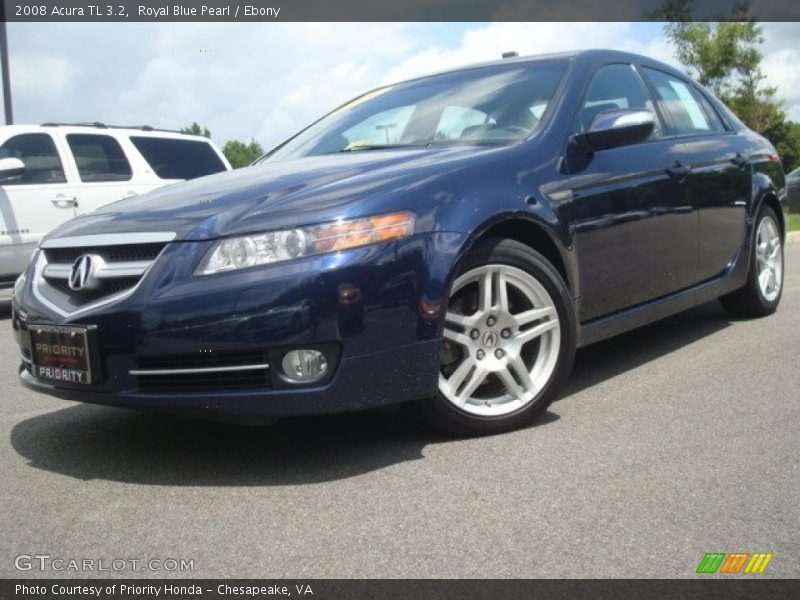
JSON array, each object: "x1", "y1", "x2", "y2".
[{"x1": 40, "y1": 122, "x2": 185, "y2": 134}]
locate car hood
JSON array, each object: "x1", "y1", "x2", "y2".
[{"x1": 44, "y1": 146, "x2": 497, "y2": 242}]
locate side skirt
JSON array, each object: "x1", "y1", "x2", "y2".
[{"x1": 576, "y1": 248, "x2": 750, "y2": 348}]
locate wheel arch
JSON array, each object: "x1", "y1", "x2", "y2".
[
  {"x1": 759, "y1": 193, "x2": 785, "y2": 240},
  {"x1": 449, "y1": 215, "x2": 576, "y2": 298},
  {"x1": 751, "y1": 163, "x2": 786, "y2": 241}
]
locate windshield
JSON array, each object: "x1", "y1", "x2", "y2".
[{"x1": 263, "y1": 60, "x2": 567, "y2": 162}]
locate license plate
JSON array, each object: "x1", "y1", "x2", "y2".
[{"x1": 29, "y1": 324, "x2": 97, "y2": 385}]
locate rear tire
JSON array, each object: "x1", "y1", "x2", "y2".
[
  {"x1": 720, "y1": 205, "x2": 784, "y2": 318},
  {"x1": 419, "y1": 238, "x2": 576, "y2": 436}
]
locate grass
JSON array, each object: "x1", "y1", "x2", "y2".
[{"x1": 789, "y1": 213, "x2": 800, "y2": 232}]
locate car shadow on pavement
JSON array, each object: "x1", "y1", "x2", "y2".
[
  {"x1": 9, "y1": 400, "x2": 560, "y2": 486},
  {"x1": 9, "y1": 301, "x2": 731, "y2": 487},
  {"x1": 560, "y1": 299, "x2": 732, "y2": 398}
]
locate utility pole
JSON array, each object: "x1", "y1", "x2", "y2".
[{"x1": 0, "y1": 17, "x2": 13, "y2": 125}]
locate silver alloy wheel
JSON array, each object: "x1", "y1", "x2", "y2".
[
  {"x1": 755, "y1": 215, "x2": 783, "y2": 302},
  {"x1": 439, "y1": 264, "x2": 561, "y2": 417}
]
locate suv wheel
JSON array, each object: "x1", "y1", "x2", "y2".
[
  {"x1": 420, "y1": 238, "x2": 576, "y2": 436},
  {"x1": 720, "y1": 205, "x2": 784, "y2": 317}
]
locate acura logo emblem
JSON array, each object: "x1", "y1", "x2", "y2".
[
  {"x1": 69, "y1": 254, "x2": 100, "y2": 291},
  {"x1": 482, "y1": 330, "x2": 498, "y2": 348}
]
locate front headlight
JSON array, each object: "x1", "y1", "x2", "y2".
[{"x1": 196, "y1": 211, "x2": 415, "y2": 275}]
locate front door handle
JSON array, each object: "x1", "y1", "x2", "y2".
[
  {"x1": 666, "y1": 161, "x2": 691, "y2": 181},
  {"x1": 52, "y1": 195, "x2": 78, "y2": 209}
]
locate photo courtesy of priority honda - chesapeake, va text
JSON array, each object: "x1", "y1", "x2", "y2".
[{"x1": 10, "y1": 49, "x2": 787, "y2": 436}]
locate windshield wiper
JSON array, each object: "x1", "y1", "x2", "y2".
[{"x1": 337, "y1": 143, "x2": 424, "y2": 153}]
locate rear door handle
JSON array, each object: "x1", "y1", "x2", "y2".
[
  {"x1": 51, "y1": 195, "x2": 78, "y2": 208},
  {"x1": 666, "y1": 161, "x2": 691, "y2": 181},
  {"x1": 732, "y1": 152, "x2": 749, "y2": 168}
]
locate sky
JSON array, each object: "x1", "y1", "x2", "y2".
[{"x1": 7, "y1": 22, "x2": 800, "y2": 150}]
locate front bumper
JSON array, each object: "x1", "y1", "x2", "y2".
[
  {"x1": 13, "y1": 232, "x2": 467, "y2": 419},
  {"x1": 18, "y1": 340, "x2": 441, "y2": 418}
]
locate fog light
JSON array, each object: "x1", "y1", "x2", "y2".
[{"x1": 281, "y1": 349, "x2": 328, "y2": 383}]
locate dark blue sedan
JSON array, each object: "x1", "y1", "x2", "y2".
[{"x1": 10, "y1": 50, "x2": 787, "y2": 435}]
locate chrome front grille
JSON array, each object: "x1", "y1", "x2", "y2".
[
  {"x1": 43, "y1": 243, "x2": 167, "y2": 264},
  {"x1": 33, "y1": 232, "x2": 175, "y2": 316},
  {"x1": 44, "y1": 276, "x2": 143, "y2": 302}
]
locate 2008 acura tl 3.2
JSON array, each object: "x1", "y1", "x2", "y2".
[{"x1": 11, "y1": 50, "x2": 787, "y2": 435}]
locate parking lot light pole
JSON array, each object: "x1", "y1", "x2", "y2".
[{"x1": 0, "y1": 19, "x2": 12, "y2": 125}]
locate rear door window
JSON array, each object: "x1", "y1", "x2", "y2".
[
  {"x1": 0, "y1": 133, "x2": 67, "y2": 185},
  {"x1": 66, "y1": 134, "x2": 132, "y2": 182},
  {"x1": 642, "y1": 68, "x2": 724, "y2": 135},
  {"x1": 130, "y1": 137, "x2": 227, "y2": 179}
]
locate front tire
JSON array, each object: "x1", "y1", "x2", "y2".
[
  {"x1": 419, "y1": 238, "x2": 576, "y2": 436},
  {"x1": 720, "y1": 205, "x2": 784, "y2": 318}
]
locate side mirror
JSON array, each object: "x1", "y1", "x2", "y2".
[
  {"x1": 0, "y1": 157, "x2": 25, "y2": 181},
  {"x1": 571, "y1": 109, "x2": 655, "y2": 153}
]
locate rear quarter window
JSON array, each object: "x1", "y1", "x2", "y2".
[{"x1": 130, "y1": 137, "x2": 226, "y2": 180}]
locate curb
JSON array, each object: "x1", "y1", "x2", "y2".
[{"x1": 788, "y1": 231, "x2": 800, "y2": 245}]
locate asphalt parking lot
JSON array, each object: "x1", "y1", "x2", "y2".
[{"x1": 1, "y1": 245, "x2": 798, "y2": 579}]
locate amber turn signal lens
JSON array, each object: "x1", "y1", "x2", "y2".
[{"x1": 311, "y1": 212, "x2": 415, "y2": 253}]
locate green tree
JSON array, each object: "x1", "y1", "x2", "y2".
[
  {"x1": 181, "y1": 122, "x2": 212, "y2": 138},
  {"x1": 726, "y1": 70, "x2": 784, "y2": 136},
  {"x1": 222, "y1": 139, "x2": 264, "y2": 169},
  {"x1": 654, "y1": 0, "x2": 762, "y2": 97}
]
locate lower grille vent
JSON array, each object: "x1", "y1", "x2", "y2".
[
  {"x1": 138, "y1": 370, "x2": 270, "y2": 392},
  {"x1": 134, "y1": 350, "x2": 270, "y2": 392}
]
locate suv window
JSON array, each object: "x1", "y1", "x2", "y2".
[
  {"x1": 0, "y1": 133, "x2": 67, "y2": 185},
  {"x1": 578, "y1": 64, "x2": 657, "y2": 133},
  {"x1": 130, "y1": 137, "x2": 227, "y2": 179},
  {"x1": 642, "y1": 68, "x2": 723, "y2": 135},
  {"x1": 66, "y1": 134, "x2": 132, "y2": 182}
]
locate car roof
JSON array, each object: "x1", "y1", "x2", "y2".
[
  {"x1": 0, "y1": 123, "x2": 213, "y2": 143},
  {"x1": 391, "y1": 48, "x2": 685, "y2": 85}
]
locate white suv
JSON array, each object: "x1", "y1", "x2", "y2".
[{"x1": 0, "y1": 123, "x2": 231, "y2": 301}]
